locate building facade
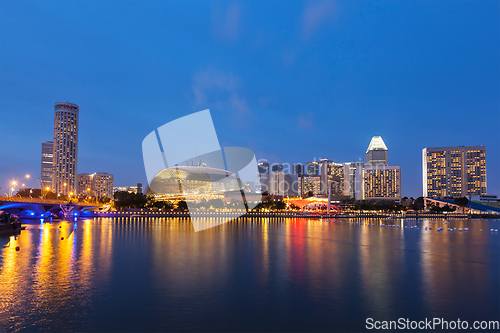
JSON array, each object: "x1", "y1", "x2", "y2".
[
  {"x1": 41, "y1": 141, "x2": 53, "y2": 190},
  {"x1": 306, "y1": 161, "x2": 320, "y2": 176},
  {"x1": 343, "y1": 162, "x2": 365, "y2": 200},
  {"x1": 52, "y1": 102, "x2": 79, "y2": 196},
  {"x1": 364, "y1": 165, "x2": 401, "y2": 200},
  {"x1": 422, "y1": 146, "x2": 486, "y2": 198},
  {"x1": 292, "y1": 163, "x2": 304, "y2": 175},
  {"x1": 94, "y1": 173, "x2": 114, "y2": 199},
  {"x1": 271, "y1": 164, "x2": 284, "y2": 172},
  {"x1": 366, "y1": 136, "x2": 388, "y2": 166},
  {"x1": 77, "y1": 173, "x2": 94, "y2": 197},
  {"x1": 258, "y1": 162, "x2": 269, "y2": 175},
  {"x1": 77, "y1": 172, "x2": 114, "y2": 199},
  {"x1": 319, "y1": 159, "x2": 345, "y2": 196},
  {"x1": 302, "y1": 176, "x2": 321, "y2": 197}
]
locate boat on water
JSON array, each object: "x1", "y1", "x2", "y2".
[{"x1": 0, "y1": 212, "x2": 24, "y2": 235}]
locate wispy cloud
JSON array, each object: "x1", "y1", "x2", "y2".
[
  {"x1": 298, "y1": 112, "x2": 315, "y2": 130},
  {"x1": 211, "y1": 1, "x2": 241, "y2": 41},
  {"x1": 302, "y1": 0, "x2": 336, "y2": 40},
  {"x1": 192, "y1": 68, "x2": 251, "y2": 118}
]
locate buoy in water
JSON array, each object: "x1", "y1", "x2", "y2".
[
  {"x1": 15, "y1": 246, "x2": 20, "y2": 251},
  {"x1": 59, "y1": 226, "x2": 62, "y2": 228},
  {"x1": 61, "y1": 237, "x2": 64, "y2": 240}
]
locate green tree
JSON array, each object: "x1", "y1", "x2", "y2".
[
  {"x1": 454, "y1": 197, "x2": 469, "y2": 207},
  {"x1": 177, "y1": 200, "x2": 188, "y2": 211}
]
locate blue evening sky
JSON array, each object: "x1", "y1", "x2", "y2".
[{"x1": 0, "y1": 0, "x2": 499, "y2": 198}]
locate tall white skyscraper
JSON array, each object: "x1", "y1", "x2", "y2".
[{"x1": 52, "y1": 102, "x2": 79, "y2": 196}]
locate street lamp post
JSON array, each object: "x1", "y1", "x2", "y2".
[
  {"x1": 9, "y1": 181, "x2": 17, "y2": 197},
  {"x1": 25, "y1": 174, "x2": 48, "y2": 200}
]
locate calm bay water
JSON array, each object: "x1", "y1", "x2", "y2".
[{"x1": 0, "y1": 217, "x2": 499, "y2": 332}]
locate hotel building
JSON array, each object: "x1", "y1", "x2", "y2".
[
  {"x1": 77, "y1": 172, "x2": 114, "y2": 199},
  {"x1": 342, "y1": 136, "x2": 401, "y2": 201},
  {"x1": 422, "y1": 146, "x2": 486, "y2": 198},
  {"x1": 52, "y1": 102, "x2": 79, "y2": 196},
  {"x1": 40, "y1": 141, "x2": 53, "y2": 189},
  {"x1": 366, "y1": 136, "x2": 388, "y2": 166},
  {"x1": 364, "y1": 165, "x2": 401, "y2": 200}
]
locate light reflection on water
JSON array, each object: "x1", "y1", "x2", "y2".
[{"x1": 0, "y1": 217, "x2": 498, "y2": 332}]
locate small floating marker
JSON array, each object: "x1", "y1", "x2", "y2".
[
  {"x1": 429, "y1": 227, "x2": 432, "y2": 229},
  {"x1": 425, "y1": 227, "x2": 428, "y2": 230},
  {"x1": 464, "y1": 228, "x2": 469, "y2": 231},
  {"x1": 59, "y1": 226, "x2": 62, "y2": 228},
  {"x1": 454, "y1": 228, "x2": 456, "y2": 230},
  {"x1": 495, "y1": 229, "x2": 499, "y2": 232},
  {"x1": 61, "y1": 237, "x2": 64, "y2": 240},
  {"x1": 480, "y1": 229, "x2": 483, "y2": 231},
  {"x1": 490, "y1": 229, "x2": 494, "y2": 232},
  {"x1": 459, "y1": 228, "x2": 462, "y2": 231},
  {"x1": 15, "y1": 246, "x2": 20, "y2": 251}
]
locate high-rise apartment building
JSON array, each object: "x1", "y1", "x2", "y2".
[
  {"x1": 302, "y1": 176, "x2": 321, "y2": 196},
  {"x1": 258, "y1": 162, "x2": 269, "y2": 175},
  {"x1": 77, "y1": 173, "x2": 94, "y2": 197},
  {"x1": 52, "y1": 102, "x2": 79, "y2": 195},
  {"x1": 267, "y1": 171, "x2": 298, "y2": 196},
  {"x1": 77, "y1": 172, "x2": 114, "y2": 199},
  {"x1": 343, "y1": 162, "x2": 365, "y2": 200},
  {"x1": 422, "y1": 146, "x2": 486, "y2": 198},
  {"x1": 271, "y1": 164, "x2": 284, "y2": 172},
  {"x1": 292, "y1": 163, "x2": 304, "y2": 175},
  {"x1": 94, "y1": 173, "x2": 114, "y2": 199},
  {"x1": 319, "y1": 159, "x2": 345, "y2": 195},
  {"x1": 306, "y1": 161, "x2": 320, "y2": 176},
  {"x1": 41, "y1": 141, "x2": 53, "y2": 189}
]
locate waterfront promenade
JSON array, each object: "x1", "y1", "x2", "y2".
[{"x1": 93, "y1": 210, "x2": 492, "y2": 219}]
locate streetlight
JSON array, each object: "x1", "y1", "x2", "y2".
[
  {"x1": 9, "y1": 181, "x2": 17, "y2": 197},
  {"x1": 25, "y1": 174, "x2": 47, "y2": 200}
]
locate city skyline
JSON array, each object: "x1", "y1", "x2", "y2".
[{"x1": 1, "y1": 1, "x2": 499, "y2": 198}]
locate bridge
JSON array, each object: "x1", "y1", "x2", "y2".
[{"x1": 0, "y1": 197, "x2": 102, "y2": 218}]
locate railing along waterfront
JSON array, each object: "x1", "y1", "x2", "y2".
[{"x1": 92, "y1": 210, "x2": 490, "y2": 219}]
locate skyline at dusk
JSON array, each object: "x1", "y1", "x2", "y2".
[{"x1": 1, "y1": 0, "x2": 499, "y2": 198}]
